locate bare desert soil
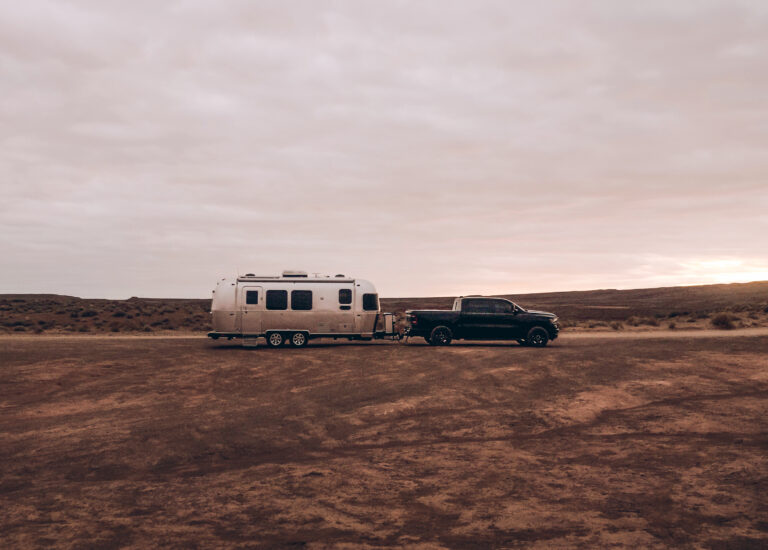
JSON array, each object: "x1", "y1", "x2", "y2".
[{"x1": 1, "y1": 333, "x2": 767, "y2": 548}]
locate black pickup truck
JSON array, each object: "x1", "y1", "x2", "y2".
[{"x1": 404, "y1": 296, "x2": 559, "y2": 347}]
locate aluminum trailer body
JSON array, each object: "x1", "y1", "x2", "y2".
[{"x1": 207, "y1": 271, "x2": 396, "y2": 346}]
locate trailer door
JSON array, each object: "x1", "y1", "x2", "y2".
[
  {"x1": 239, "y1": 285, "x2": 263, "y2": 336},
  {"x1": 334, "y1": 285, "x2": 355, "y2": 333}
]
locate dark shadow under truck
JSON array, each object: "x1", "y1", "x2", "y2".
[{"x1": 404, "y1": 296, "x2": 559, "y2": 347}]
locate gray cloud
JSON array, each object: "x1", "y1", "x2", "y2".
[{"x1": 1, "y1": 1, "x2": 767, "y2": 298}]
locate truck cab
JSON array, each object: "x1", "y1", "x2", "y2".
[{"x1": 405, "y1": 296, "x2": 559, "y2": 347}]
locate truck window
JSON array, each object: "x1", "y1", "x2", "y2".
[
  {"x1": 266, "y1": 290, "x2": 288, "y2": 310},
  {"x1": 291, "y1": 290, "x2": 312, "y2": 310},
  {"x1": 246, "y1": 290, "x2": 258, "y2": 305},
  {"x1": 362, "y1": 293, "x2": 378, "y2": 311},
  {"x1": 493, "y1": 301, "x2": 513, "y2": 313},
  {"x1": 463, "y1": 299, "x2": 493, "y2": 313},
  {"x1": 339, "y1": 289, "x2": 352, "y2": 304}
]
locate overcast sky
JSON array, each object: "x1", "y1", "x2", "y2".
[{"x1": 1, "y1": 1, "x2": 767, "y2": 298}]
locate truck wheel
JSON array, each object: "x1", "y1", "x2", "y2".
[
  {"x1": 290, "y1": 332, "x2": 308, "y2": 348},
  {"x1": 266, "y1": 332, "x2": 284, "y2": 348},
  {"x1": 526, "y1": 327, "x2": 549, "y2": 347},
  {"x1": 429, "y1": 326, "x2": 452, "y2": 346}
]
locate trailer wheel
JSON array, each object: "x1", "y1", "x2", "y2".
[
  {"x1": 526, "y1": 327, "x2": 549, "y2": 347},
  {"x1": 429, "y1": 326, "x2": 452, "y2": 346},
  {"x1": 266, "y1": 332, "x2": 284, "y2": 348},
  {"x1": 290, "y1": 332, "x2": 308, "y2": 348}
]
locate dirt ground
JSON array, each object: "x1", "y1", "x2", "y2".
[{"x1": 1, "y1": 332, "x2": 767, "y2": 548}]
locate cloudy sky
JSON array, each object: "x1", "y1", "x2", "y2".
[{"x1": 2, "y1": 1, "x2": 767, "y2": 298}]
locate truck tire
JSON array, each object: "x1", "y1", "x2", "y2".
[
  {"x1": 526, "y1": 327, "x2": 549, "y2": 347},
  {"x1": 266, "y1": 331, "x2": 284, "y2": 348},
  {"x1": 429, "y1": 326, "x2": 453, "y2": 346},
  {"x1": 289, "y1": 331, "x2": 308, "y2": 348}
]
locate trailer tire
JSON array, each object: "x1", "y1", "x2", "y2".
[
  {"x1": 266, "y1": 332, "x2": 284, "y2": 348},
  {"x1": 290, "y1": 331, "x2": 308, "y2": 348},
  {"x1": 526, "y1": 327, "x2": 549, "y2": 347},
  {"x1": 429, "y1": 326, "x2": 453, "y2": 346}
]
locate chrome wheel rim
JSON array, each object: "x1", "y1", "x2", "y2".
[
  {"x1": 269, "y1": 333, "x2": 282, "y2": 346},
  {"x1": 292, "y1": 333, "x2": 305, "y2": 346}
]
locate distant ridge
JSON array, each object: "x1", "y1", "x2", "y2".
[{"x1": 2, "y1": 281, "x2": 767, "y2": 333}]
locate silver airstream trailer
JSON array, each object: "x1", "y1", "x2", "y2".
[{"x1": 207, "y1": 270, "x2": 397, "y2": 347}]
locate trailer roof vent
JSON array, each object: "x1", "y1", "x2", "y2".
[
  {"x1": 282, "y1": 270, "x2": 308, "y2": 278},
  {"x1": 335, "y1": 274, "x2": 346, "y2": 278},
  {"x1": 244, "y1": 273, "x2": 255, "y2": 277}
]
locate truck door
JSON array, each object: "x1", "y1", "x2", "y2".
[
  {"x1": 458, "y1": 298, "x2": 498, "y2": 339},
  {"x1": 238, "y1": 285, "x2": 263, "y2": 336},
  {"x1": 492, "y1": 300, "x2": 523, "y2": 339}
]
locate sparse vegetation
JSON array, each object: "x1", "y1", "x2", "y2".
[
  {"x1": 1, "y1": 281, "x2": 767, "y2": 335},
  {"x1": 711, "y1": 312, "x2": 736, "y2": 330}
]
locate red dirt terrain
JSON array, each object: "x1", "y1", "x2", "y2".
[{"x1": 1, "y1": 332, "x2": 767, "y2": 548}]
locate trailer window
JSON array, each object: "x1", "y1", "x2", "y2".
[
  {"x1": 338, "y1": 289, "x2": 352, "y2": 304},
  {"x1": 266, "y1": 290, "x2": 287, "y2": 310},
  {"x1": 291, "y1": 290, "x2": 312, "y2": 310},
  {"x1": 245, "y1": 290, "x2": 258, "y2": 305},
  {"x1": 362, "y1": 293, "x2": 378, "y2": 311}
]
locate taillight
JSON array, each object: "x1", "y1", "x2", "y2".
[{"x1": 409, "y1": 314, "x2": 418, "y2": 325}]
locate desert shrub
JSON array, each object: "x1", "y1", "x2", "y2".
[
  {"x1": 686, "y1": 318, "x2": 697, "y2": 323},
  {"x1": 142, "y1": 325, "x2": 153, "y2": 332},
  {"x1": 626, "y1": 316, "x2": 640, "y2": 327},
  {"x1": 668, "y1": 311, "x2": 689, "y2": 318},
  {"x1": 110, "y1": 324, "x2": 121, "y2": 332},
  {"x1": 763, "y1": 305, "x2": 768, "y2": 313},
  {"x1": 13, "y1": 326, "x2": 26, "y2": 332},
  {"x1": 668, "y1": 321, "x2": 676, "y2": 330},
  {"x1": 748, "y1": 312, "x2": 759, "y2": 319},
  {"x1": 78, "y1": 326, "x2": 90, "y2": 332},
  {"x1": 711, "y1": 313, "x2": 736, "y2": 330},
  {"x1": 610, "y1": 321, "x2": 624, "y2": 330},
  {"x1": 588, "y1": 321, "x2": 608, "y2": 328},
  {"x1": 643, "y1": 317, "x2": 659, "y2": 327},
  {"x1": 81, "y1": 310, "x2": 97, "y2": 318},
  {"x1": 112, "y1": 311, "x2": 126, "y2": 318}
]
